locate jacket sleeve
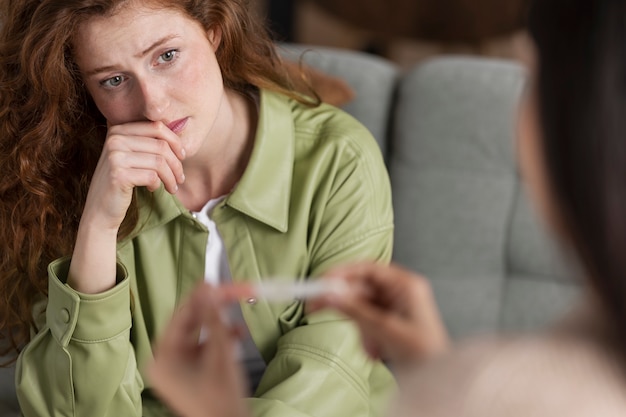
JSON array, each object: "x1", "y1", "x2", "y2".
[
  {"x1": 15, "y1": 258, "x2": 143, "y2": 417},
  {"x1": 249, "y1": 126, "x2": 397, "y2": 417}
]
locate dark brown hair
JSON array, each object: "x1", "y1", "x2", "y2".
[
  {"x1": 528, "y1": 0, "x2": 626, "y2": 346},
  {"x1": 0, "y1": 0, "x2": 306, "y2": 361}
]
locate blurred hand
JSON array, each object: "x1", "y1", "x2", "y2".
[
  {"x1": 148, "y1": 283, "x2": 252, "y2": 417},
  {"x1": 308, "y1": 262, "x2": 449, "y2": 364}
]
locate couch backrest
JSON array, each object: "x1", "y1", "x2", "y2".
[
  {"x1": 280, "y1": 46, "x2": 580, "y2": 338},
  {"x1": 390, "y1": 57, "x2": 581, "y2": 337}
]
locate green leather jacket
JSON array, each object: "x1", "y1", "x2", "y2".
[{"x1": 16, "y1": 90, "x2": 396, "y2": 417}]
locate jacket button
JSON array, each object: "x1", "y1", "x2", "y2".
[
  {"x1": 246, "y1": 297, "x2": 257, "y2": 305},
  {"x1": 59, "y1": 308, "x2": 70, "y2": 323}
]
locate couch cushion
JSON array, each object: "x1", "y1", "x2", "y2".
[
  {"x1": 390, "y1": 56, "x2": 580, "y2": 337},
  {"x1": 0, "y1": 353, "x2": 19, "y2": 416}
]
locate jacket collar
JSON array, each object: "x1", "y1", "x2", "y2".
[
  {"x1": 224, "y1": 89, "x2": 293, "y2": 232},
  {"x1": 132, "y1": 90, "x2": 294, "y2": 235}
]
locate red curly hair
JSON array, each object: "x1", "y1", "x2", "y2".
[{"x1": 0, "y1": 0, "x2": 306, "y2": 362}]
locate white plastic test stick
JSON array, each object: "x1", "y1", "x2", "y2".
[{"x1": 254, "y1": 279, "x2": 347, "y2": 302}]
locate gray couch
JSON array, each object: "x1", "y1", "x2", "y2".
[
  {"x1": 0, "y1": 46, "x2": 580, "y2": 416},
  {"x1": 281, "y1": 45, "x2": 580, "y2": 338}
]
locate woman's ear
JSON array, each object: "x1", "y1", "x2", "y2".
[{"x1": 207, "y1": 27, "x2": 222, "y2": 52}]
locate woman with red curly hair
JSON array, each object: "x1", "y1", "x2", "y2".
[{"x1": 0, "y1": 0, "x2": 395, "y2": 416}]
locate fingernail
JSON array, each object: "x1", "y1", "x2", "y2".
[
  {"x1": 180, "y1": 173, "x2": 185, "y2": 183},
  {"x1": 181, "y1": 148, "x2": 186, "y2": 159}
]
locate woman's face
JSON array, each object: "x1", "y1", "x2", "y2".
[{"x1": 73, "y1": 3, "x2": 225, "y2": 157}]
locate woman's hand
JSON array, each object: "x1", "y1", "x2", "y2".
[
  {"x1": 308, "y1": 262, "x2": 449, "y2": 364},
  {"x1": 68, "y1": 121, "x2": 186, "y2": 293},
  {"x1": 148, "y1": 284, "x2": 252, "y2": 417},
  {"x1": 82, "y1": 121, "x2": 186, "y2": 231}
]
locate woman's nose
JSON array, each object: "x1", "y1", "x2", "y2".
[{"x1": 138, "y1": 78, "x2": 170, "y2": 121}]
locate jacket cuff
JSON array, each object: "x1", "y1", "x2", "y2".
[{"x1": 47, "y1": 257, "x2": 131, "y2": 347}]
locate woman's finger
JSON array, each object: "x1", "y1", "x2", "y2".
[
  {"x1": 106, "y1": 150, "x2": 180, "y2": 193},
  {"x1": 155, "y1": 300, "x2": 201, "y2": 361},
  {"x1": 105, "y1": 134, "x2": 184, "y2": 188},
  {"x1": 107, "y1": 120, "x2": 186, "y2": 160},
  {"x1": 185, "y1": 284, "x2": 245, "y2": 370}
]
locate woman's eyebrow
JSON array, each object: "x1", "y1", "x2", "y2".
[
  {"x1": 84, "y1": 34, "x2": 180, "y2": 77},
  {"x1": 135, "y1": 34, "x2": 180, "y2": 58}
]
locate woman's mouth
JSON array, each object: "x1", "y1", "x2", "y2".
[{"x1": 167, "y1": 117, "x2": 188, "y2": 135}]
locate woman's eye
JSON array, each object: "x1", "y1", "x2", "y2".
[
  {"x1": 101, "y1": 75, "x2": 124, "y2": 88},
  {"x1": 157, "y1": 50, "x2": 178, "y2": 64}
]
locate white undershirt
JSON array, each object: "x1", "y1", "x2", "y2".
[
  {"x1": 191, "y1": 195, "x2": 230, "y2": 286},
  {"x1": 191, "y1": 195, "x2": 267, "y2": 391}
]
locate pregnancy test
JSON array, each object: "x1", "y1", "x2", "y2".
[{"x1": 253, "y1": 279, "x2": 348, "y2": 302}]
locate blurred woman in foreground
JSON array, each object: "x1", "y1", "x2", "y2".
[{"x1": 149, "y1": 0, "x2": 626, "y2": 415}]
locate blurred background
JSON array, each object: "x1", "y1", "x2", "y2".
[{"x1": 252, "y1": 0, "x2": 530, "y2": 70}]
